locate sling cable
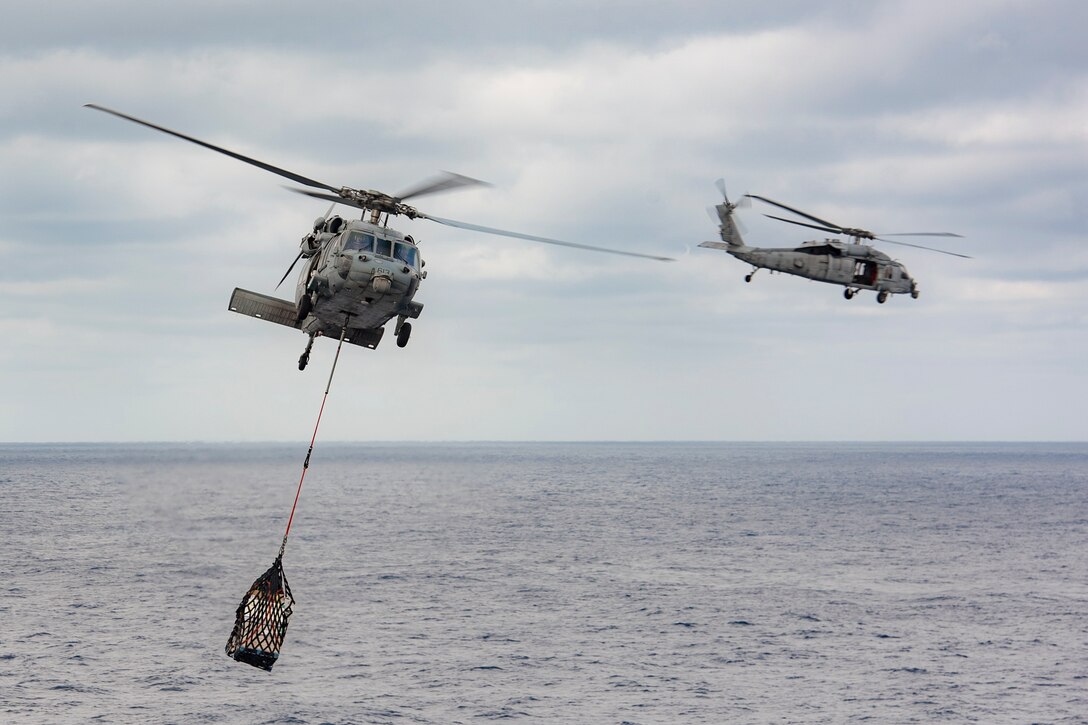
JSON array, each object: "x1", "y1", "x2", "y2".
[{"x1": 225, "y1": 324, "x2": 348, "y2": 671}]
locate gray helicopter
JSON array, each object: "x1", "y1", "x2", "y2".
[
  {"x1": 698, "y1": 180, "x2": 967, "y2": 303},
  {"x1": 86, "y1": 105, "x2": 673, "y2": 370}
]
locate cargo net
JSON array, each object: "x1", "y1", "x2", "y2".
[{"x1": 225, "y1": 557, "x2": 295, "y2": 671}]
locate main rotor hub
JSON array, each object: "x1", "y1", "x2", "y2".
[
  {"x1": 337, "y1": 188, "x2": 421, "y2": 219},
  {"x1": 841, "y1": 227, "x2": 875, "y2": 240}
]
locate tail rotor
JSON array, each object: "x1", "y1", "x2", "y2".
[
  {"x1": 699, "y1": 177, "x2": 748, "y2": 251},
  {"x1": 712, "y1": 178, "x2": 749, "y2": 230}
]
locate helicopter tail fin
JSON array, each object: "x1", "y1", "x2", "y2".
[
  {"x1": 699, "y1": 207, "x2": 746, "y2": 252},
  {"x1": 716, "y1": 207, "x2": 746, "y2": 248},
  {"x1": 698, "y1": 200, "x2": 747, "y2": 254},
  {"x1": 704, "y1": 180, "x2": 748, "y2": 249}
]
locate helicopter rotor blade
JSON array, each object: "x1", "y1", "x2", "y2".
[
  {"x1": 418, "y1": 213, "x2": 675, "y2": 262},
  {"x1": 395, "y1": 171, "x2": 491, "y2": 202},
  {"x1": 745, "y1": 189, "x2": 968, "y2": 256},
  {"x1": 714, "y1": 178, "x2": 751, "y2": 208},
  {"x1": 84, "y1": 104, "x2": 342, "y2": 193},
  {"x1": 763, "y1": 214, "x2": 844, "y2": 236},
  {"x1": 874, "y1": 238, "x2": 971, "y2": 258},
  {"x1": 878, "y1": 232, "x2": 965, "y2": 238},
  {"x1": 746, "y1": 194, "x2": 841, "y2": 230},
  {"x1": 766, "y1": 214, "x2": 969, "y2": 256}
]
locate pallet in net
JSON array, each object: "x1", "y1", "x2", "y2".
[{"x1": 225, "y1": 557, "x2": 295, "y2": 671}]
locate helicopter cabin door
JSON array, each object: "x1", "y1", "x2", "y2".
[{"x1": 852, "y1": 260, "x2": 878, "y2": 286}]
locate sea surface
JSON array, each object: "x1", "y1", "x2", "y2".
[{"x1": 2, "y1": 442, "x2": 1086, "y2": 724}]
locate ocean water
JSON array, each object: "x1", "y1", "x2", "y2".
[{"x1": 2, "y1": 442, "x2": 1086, "y2": 724}]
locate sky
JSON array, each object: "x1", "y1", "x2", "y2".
[{"x1": 1, "y1": 0, "x2": 1085, "y2": 442}]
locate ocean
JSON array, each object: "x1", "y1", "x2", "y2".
[{"x1": 2, "y1": 442, "x2": 1086, "y2": 723}]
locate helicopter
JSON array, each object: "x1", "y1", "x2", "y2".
[
  {"x1": 86, "y1": 104, "x2": 674, "y2": 370},
  {"x1": 698, "y1": 180, "x2": 968, "y2": 303}
]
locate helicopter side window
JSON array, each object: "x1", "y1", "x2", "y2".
[
  {"x1": 374, "y1": 237, "x2": 393, "y2": 257},
  {"x1": 393, "y1": 242, "x2": 418, "y2": 267},
  {"x1": 342, "y1": 231, "x2": 375, "y2": 252}
]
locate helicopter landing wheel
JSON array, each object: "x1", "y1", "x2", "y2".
[
  {"x1": 744, "y1": 274, "x2": 753, "y2": 283},
  {"x1": 877, "y1": 291, "x2": 889, "y2": 304},
  {"x1": 844, "y1": 288, "x2": 855, "y2": 300},
  {"x1": 396, "y1": 321, "x2": 412, "y2": 348}
]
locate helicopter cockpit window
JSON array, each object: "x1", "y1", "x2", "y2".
[
  {"x1": 393, "y1": 242, "x2": 418, "y2": 267},
  {"x1": 374, "y1": 237, "x2": 393, "y2": 258},
  {"x1": 342, "y1": 231, "x2": 375, "y2": 252}
]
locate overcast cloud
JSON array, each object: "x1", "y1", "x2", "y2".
[{"x1": 1, "y1": 0, "x2": 1085, "y2": 442}]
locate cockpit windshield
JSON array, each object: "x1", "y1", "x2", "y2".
[
  {"x1": 341, "y1": 229, "x2": 412, "y2": 263},
  {"x1": 342, "y1": 231, "x2": 374, "y2": 252},
  {"x1": 394, "y1": 242, "x2": 418, "y2": 267}
]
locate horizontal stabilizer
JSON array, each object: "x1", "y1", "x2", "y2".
[
  {"x1": 699, "y1": 241, "x2": 734, "y2": 251},
  {"x1": 229, "y1": 287, "x2": 386, "y2": 349},
  {"x1": 228, "y1": 288, "x2": 302, "y2": 329}
]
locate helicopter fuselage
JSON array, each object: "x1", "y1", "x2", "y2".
[
  {"x1": 228, "y1": 215, "x2": 426, "y2": 362},
  {"x1": 296, "y1": 217, "x2": 424, "y2": 339},
  {"x1": 728, "y1": 240, "x2": 917, "y2": 297}
]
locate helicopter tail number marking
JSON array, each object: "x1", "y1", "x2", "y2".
[{"x1": 228, "y1": 288, "x2": 302, "y2": 329}]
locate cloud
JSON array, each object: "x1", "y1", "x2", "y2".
[
  {"x1": 2, "y1": 277, "x2": 112, "y2": 296},
  {"x1": 883, "y1": 82, "x2": 1088, "y2": 148},
  {"x1": 1, "y1": 0, "x2": 1086, "y2": 441}
]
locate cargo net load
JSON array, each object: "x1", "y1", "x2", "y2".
[{"x1": 225, "y1": 557, "x2": 295, "y2": 671}]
